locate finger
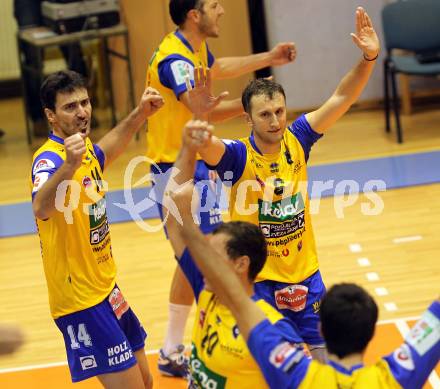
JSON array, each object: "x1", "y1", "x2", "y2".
[
  {"x1": 194, "y1": 66, "x2": 200, "y2": 88},
  {"x1": 199, "y1": 67, "x2": 206, "y2": 86},
  {"x1": 365, "y1": 12, "x2": 373, "y2": 28},
  {"x1": 355, "y1": 9, "x2": 361, "y2": 34},
  {"x1": 350, "y1": 33, "x2": 362, "y2": 47},
  {"x1": 206, "y1": 67, "x2": 212, "y2": 90},
  {"x1": 360, "y1": 7, "x2": 367, "y2": 28}
]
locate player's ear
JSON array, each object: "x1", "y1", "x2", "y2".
[
  {"x1": 233, "y1": 255, "x2": 250, "y2": 277},
  {"x1": 187, "y1": 8, "x2": 201, "y2": 24},
  {"x1": 244, "y1": 112, "x2": 253, "y2": 128},
  {"x1": 44, "y1": 108, "x2": 56, "y2": 126}
]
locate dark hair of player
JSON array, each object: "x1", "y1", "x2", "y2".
[
  {"x1": 320, "y1": 283, "x2": 379, "y2": 358},
  {"x1": 40, "y1": 70, "x2": 87, "y2": 111},
  {"x1": 213, "y1": 221, "x2": 267, "y2": 282}
]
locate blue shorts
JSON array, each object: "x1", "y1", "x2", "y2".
[
  {"x1": 151, "y1": 161, "x2": 222, "y2": 235},
  {"x1": 254, "y1": 271, "x2": 326, "y2": 346},
  {"x1": 54, "y1": 286, "x2": 147, "y2": 382}
]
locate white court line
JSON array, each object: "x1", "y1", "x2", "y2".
[
  {"x1": 357, "y1": 257, "x2": 371, "y2": 267},
  {"x1": 395, "y1": 320, "x2": 440, "y2": 389},
  {"x1": 366, "y1": 272, "x2": 380, "y2": 281},
  {"x1": 393, "y1": 235, "x2": 422, "y2": 244},
  {"x1": 349, "y1": 243, "x2": 362, "y2": 253},
  {"x1": 384, "y1": 302, "x2": 398, "y2": 312},
  {"x1": 375, "y1": 287, "x2": 389, "y2": 296}
]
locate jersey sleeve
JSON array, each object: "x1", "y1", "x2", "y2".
[
  {"x1": 384, "y1": 301, "x2": 440, "y2": 389},
  {"x1": 178, "y1": 248, "x2": 205, "y2": 301},
  {"x1": 247, "y1": 319, "x2": 310, "y2": 389},
  {"x1": 273, "y1": 318, "x2": 304, "y2": 345},
  {"x1": 158, "y1": 55, "x2": 195, "y2": 99},
  {"x1": 288, "y1": 114, "x2": 323, "y2": 162},
  {"x1": 92, "y1": 144, "x2": 105, "y2": 171},
  {"x1": 206, "y1": 139, "x2": 247, "y2": 185},
  {"x1": 31, "y1": 151, "x2": 64, "y2": 200}
]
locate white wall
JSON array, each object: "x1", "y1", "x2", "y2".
[{"x1": 264, "y1": 0, "x2": 386, "y2": 110}]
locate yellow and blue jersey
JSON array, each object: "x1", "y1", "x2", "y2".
[
  {"x1": 247, "y1": 301, "x2": 440, "y2": 389},
  {"x1": 211, "y1": 115, "x2": 323, "y2": 283},
  {"x1": 30, "y1": 133, "x2": 116, "y2": 318},
  {"x1": 146, "y1": 30, "x2": 215, "y2": 163},
  {"x1": 178, "y1": 248, "x2": 302, "y2": 389}
]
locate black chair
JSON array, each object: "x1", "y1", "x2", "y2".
[{"x1": 382, "y1": 0, "x2": 440, "y2": 143}]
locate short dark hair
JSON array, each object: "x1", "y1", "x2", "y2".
[
  {"x1": 213, "y1": 221, "x2": 267, "y2": 282},
  {"x1": 169, "y1": 0, "x2": 203, "y2": 26},
  {"x1": 320, "y1": 283, "x2": 378, "y2": 358},
  {"x1": 241, "y1": 78, "x2": 286, "y2": 114},
  {"x1": 40, "y1": 70, "x2": 87, "y2": 111}
]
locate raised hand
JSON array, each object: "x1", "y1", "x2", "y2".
[
  {"x1": 187, "y1": 67, "x2": 229, "y2": 118},
  {"x1": 138, "y1": 87, "x2": 164, "y2": 118},
  {"x1": 64, "y1": 133, "x2": 86, "y2": 171},
  {"x1": 269, "y1": 42, "x2": 296, "y2": 66},
  {"x1": 350, "y1": 7, "x2": 380, "y2": 60}
]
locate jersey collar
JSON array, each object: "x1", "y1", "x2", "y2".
[
  {"x1": 175, "y1": 29, "x2": 194, "y2": 53},
  {"x1": 49, "y1": 133, "x2": 65, "y2": 144},
  {"x1": 328, "y1": 360, "x2": 364, "y2": 375},
  {"x1": 249, "y1": 132, "x2": 263, "y2": 155}
]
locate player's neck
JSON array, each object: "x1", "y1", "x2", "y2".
[
  {"x1": 254, "y1": 136, "x2": 281, "y2": 154},
  {"x1": 328, "y1": 352, "x2": 363, "y2": 370},
  {"x1": 179, "y1": 27, "x2": 205, "y2": 52}
]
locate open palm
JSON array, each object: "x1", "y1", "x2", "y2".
[
  {"x1": 350, "y1": 7, "x2": 380, "y2": 59},
  {"x1": 187, "y1": 67, "x2": 229, "y2": 117}
]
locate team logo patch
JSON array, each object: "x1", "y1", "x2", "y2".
[
  {"x1": 393, "y1": 344, "x2": 415, "y2": 370},
  {"x1": 274, "y1": 285, "x2": 308, "y2": 312},
  {"x1": 80, "y1": 355, "x2": 97, "y2": 370},
  {"x1": 170, "y1": 60, "x2": 194, "y2": 86},
  {"x1": 33, "y1": 158, "x2": 55, "y2": 174},
  {"x1": 269, "y1": 342, "x2": 299, "y2": 369},
  {"x1": 406, "y1": 310, "x2": 440, "y2": 356},
  {"x1": 82, "y1": 176, "x2": 92, "y2": 188},
  {"x1": 108, "y1": 288, "x2": 129, "y2": 320},
  {"x1": 32, "y1": 172, "x2": 49, "y2": 193}
]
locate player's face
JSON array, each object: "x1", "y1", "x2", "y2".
[
  {"x1": 46, "y1": 88, "x2": 92, "y2": 138},
  {"x1": 197, "y1": 0, "x2": 225, "y2": 38},
  {"x1": 248, "y1": 92, "x2": 287, "y2": 146}
]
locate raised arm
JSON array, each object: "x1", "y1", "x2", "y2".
[
  {"x1": 97, "y1": 87, "x2": 164, "y2": 168},
  {"x1": 171, "y1": 122, "x2": 266, "y2": 339},
  {"x1": 210, "y1": 42, "x2": 296, "y2": 80},
  {"x1": 32, "y1": 133, "x2": 86, "y2": 220},
  {"x1": 306, "y1": 7, "x2": 380, "y2": 134}
]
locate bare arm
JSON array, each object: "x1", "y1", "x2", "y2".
[
  {"x1": 97, "y1": 87, "x2": 164, "y2": 168},
  {"x1": 171, "y1": 121, "x2": 266, "y2": 339},
  {"x1": 306, "y1": 7, "x2": 380, "y2": 133},
  {"x1": 210, "y1": 42, "x2": 296, "y2": 80},
  {"x1": 33, "y1": 133, "x2": 85, "y2": 220}
]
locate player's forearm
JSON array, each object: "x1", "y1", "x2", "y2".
[
  {"x1": 333, "y1": 57, "x2": 376, "y2": 108},
  {"x1": 212, "y1": 54, "x2": 271, "y2": 79},
  {"x1": 209, "y1": 98, "x2": 244, "y2": 123},
  {"x1": 198, "y1": 135, "x2": 225, "y2": 166},
  {"x1": 97, "y1": 107, "x2": 145, "y2": 167},
  {"x1": 33, "y1": 163, "x2": 76, "y2": 220}
]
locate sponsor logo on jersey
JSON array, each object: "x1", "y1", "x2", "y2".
[
  {"x1": 32, "y1": 172, "x2": 50, "y2": 193},
  {"x1": 393, "y1": 344, "x2": 415, "y2": 370},
  {"x1": 406, "y1": 310, "x2": 440, "y2": 356},
  {"x1": 269, "y1": 342, "x2": 302, "y2": 370},
  {"x1": 259, "y1": 193, "x2": 305, "y2": 223},
  {"x1": 108, "y1": 287, "x2": 129, "y2": 320},
  {"x1": 80, "y1": 355, "x2": 97, "y2": 370},
  {"x1": 312, "y1": 300, "x2": 321, "y2": 314},
  {"x1": 82, "y1": 176, "x2": 92, "y2": 188},
  {"x1": 33, "y1": 158, "x2": 55, "y2": 174},
  {"x1": 190, "y1": 344, "x2": 227, "y2": 389},
  {"x1": 171, "y1": 60, "x2": 194, "y2": 86},
  {"x1": 89, "y1": 198, "x2": 107, "y2": 229},
  {"x1": 274, "y1": 285, "x2": 308, "y2": 312}
]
